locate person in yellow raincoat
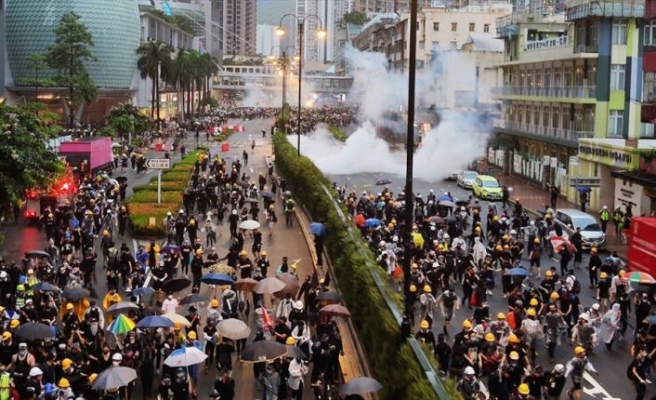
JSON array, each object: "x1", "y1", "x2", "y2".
[
  {"x1": 59, "y1": 298, "x2": 90, "y2": 321},
  {"x1": 103, "y1": 288, "x2": 122, "y2": 324}
]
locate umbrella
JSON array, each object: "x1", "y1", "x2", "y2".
[
  {"x1": 455, "y1": 200, "x2": 470, "y2": 207},
  {"x1": 201, "y1": 273, "x2": 235, "y2": 286},
  {"x1": 239, "y1": 220, "x2": 261, "y2": 230},
  {"x1": 319, "y1": 304, "x2": 352, "y2": 317},
  {"x1": 375, "y1": 178, "x2": 392, "y2": 186},
  {"x1": 14, "y1": 322, "x2": 54, "y2": 340},
  {"x1": 132, "y1": 287, "x2": 155, "y2": 296},
  {"x1": 180, "y1": 293, "x2": 210, "y2": 305},
  {"x1": 467, "y1": 203, "x2": 482, "y2": 210},
  {"x1": 628, "y1": 271, "x2": 656, "y2": 285},
  {"x1": 507, "y1": 267, "x2": 528, "y2": 277},
  {"x1": 26, "y1": 250, "x2": 50, "y2": 259},
  {"x1": 107, "y1": 314, "x2": 136, "y2": 335},
  {"x1": 244, "y1": 198, "x2": 259, "y2": 204},
  {"x1": 136, "y1": 315, "x2": 174, "y2": 329},
  {"x1": 162, "y1": 244, "x2": 180, "y2": 254},
  {"x1": 316, "y1": 291, "x2": 342, "y2": 303},
  {"x1": 115, "y1": 176, "x2": 128, "y2": 183},
  {"x1": 310, "y1": 222, "x2": 327, "y2": 237},
  {"x1": 241, "y1": 341, "x2": 287, "y2": 363},
  {"x1": 426, "y1": 216, "x2": 446, "y2": 224},
  {"x1": 236, "y1": 180, "x2": 250, "y2": 188},
  {"x1": 162, "y1": 313, "x2": 191, "y2": 327},
  {"x1": 162, "y1": 277, "x2": 192, "y2": 293},
  {"x1": 340, "y1": 377, "x2": 383, "y2": 395},
  {"x1": 234, "y1": 278, "x2": 259, "y2": 292},
  {"x1": 364, "y1": 218, "x2": 381, "y2": 228},
  {"x1": 207, "y1": 263, "x2": 235, "y2": 274},
  {"x1": 285, "y1": 345, "x2": 308, "y2": 359},
  {"x1": 275, "y1": 273, "x2": 301, "y2": 298},
  {"x1": 437, "y1": 194, "x2": 453, "y2": 202},
  {"x1": 550, "y1": 235, "x2": 575, "y2": 253},
  {"x1": 165, "y1": 346, "x2": 208, "y2": 367},
  {"x1": 92, "y1": 366, "x2": 137, "y2": 390},
  {"x1": 260, "y1": 191, "x2": 274, "y2": 198},
  {"x1": 63, "y1": 286, "x2": 91, "y2": 301},
  {"x1": 577, "y1": 186, "x2": 591, "y2": 194},
  {"x1": 254, "y1": 277, "x2": 286, "y2": 294},
  {"x1": 106, "y1": 302, "x2": 140, "y2": 315},
  {"x1": 30, "y1": 282, "x2": 60, "y2": 292},
  {"x1": 438, "y1": 200, "x2": 455, "y2": 207},
  {"x1": 217, "y1": 318, "x2": 251, "y2": 340},
  {"x1": 645, "y1": 316, "x2": 656, "y2": 326}
]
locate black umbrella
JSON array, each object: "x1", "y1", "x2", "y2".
[
  {"x1": 115, "y1": 176, "x2": 129, "y2": 183},
  {"x1": 243, "y1": 198, "x2": 259, "y2": 204},
  {"x1": 241, "y1": 341, "x2": 287, "y2": 363},
  {"x1": 316, "y1": 291, "x2": 342, "y2": 303},
  {"x1": 260, "y1": 191, "x2": 274, "y2": 198},
  {"x1": 180, "y1": 293, "x2": 210, "y2": 305},
  {"x1": 236, "y1": 180, "x2": 250, "y2": 188},
  {"x1": 162, "y1": 277, "x2": 192, "y2": 293},
  {"x1": 30, "y1": 282, "x2": 61, "y2": 292},
  {"x1": 63, "y1": 286, "x2": 91, "y2": 301},
  {"x1": 285, "y1": 345, "x2": 308, "y2": 359},
  {"x1": 15, "y1": 322, "x2": 54, "y2": 340},
  {"x1": 455, "y1": 200, "x2": 470, "y2": 207},
  {"x1": 26, "y1": 250, "x2": 50, "y2": 259}
]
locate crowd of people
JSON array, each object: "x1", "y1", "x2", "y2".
[{"x1": 339, "y1": 186, "x2": 655, "y2": 400}]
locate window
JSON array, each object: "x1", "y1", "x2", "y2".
[
  {"x1": 608, "y1": 111, "x2": 624, "y2": 137},
  {"x1": 432, "y1": 41, "x2": 439, "y2": 48},
  {"x1": 484, "y1": 24, "x2": 490, "y2": 33},
  {"x1": 433, "y1": 22, "x2": 439, "y2": 31},
  {"x1": 451, "y1": 23, "x2": 457, "y2": 32},
  {"x1": 644, "y1": 72, "x2": 656, "y2": 101},
  {"x1": 419, "y1": 41, "x2": 425, "y2": 50},
  {"x1": 612, "y1": 19, "x2": 627, "y2": 44},
  {"x1": 469, "y1": 23, "x2": 475, "y2": 32},
  {"x1": 645, "y1": 22, "x2": 656, "y2": 46},
  {"x1": 610, "y1": 64, "x2": 625, "y2": 90}
]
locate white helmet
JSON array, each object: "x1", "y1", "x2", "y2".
[
  {"x1": 0, "y1": 271, "x2": 7, "y2": 279},
  {"x1": 29, "y1": 367, "x2": 43, "y2": 377},
  {"x1": 591, "y1": 303, "x2": 600, "y2": 311},
  {"x1": 464, "y1": 366, "x2": 475, "y2": 375},
  {"x1": 167, "y1": 211, "x2": 172, "y2": 216},
  {"x1": 553, "y1": 364, "x2": 565, "y2": 374},
  {"x1": 579, "y1": 313, "x2": 590, "y2": 323},
  {"x1": 112, "y1": 353, "x2": 123, "y2": 361},
  {"x1": 510, "y1": 229, "x2": 517, "y2": 235},
  {"x1": 529, "y1": 220, "x2": 535, "y2": 226}
]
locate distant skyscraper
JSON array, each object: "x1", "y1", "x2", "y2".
[
  {"x1": 256, "y1": 24, "x2": 281, "y2": 56},
  {"x1": 296, "y1": 0, "x2": 353, "y2": 63},
  {"x1": 211, "y1": 0, "x2": 257, "y2": 57}
]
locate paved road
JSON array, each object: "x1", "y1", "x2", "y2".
[{"x1": 313, "y1": 161, "x2": 638, "y2": 399}]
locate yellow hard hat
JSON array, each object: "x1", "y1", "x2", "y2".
[
  {"x1": 495, "y1": 245, "x2": 503, "y2": 252},
  {"x1": 58, "y1": 378, "x2": 71, "y2": 388},
  {"x1": 545, "y1": 270, "x2": 553, "y2": 277},
  {"x1": 423, "y1": 285, "x2": 431, "y2": 293},
  {"x1": 508, "y1": 334, "x2": 520, "y2": 344},
  {"x1": 290, "y1": 264, "x2": 297, "y2": 270},
  {"x1": 527, "y1": 308, "x2": 537, "y2": 317},
  {"x1": 550, "y1": 292, "x2": 560, "y2": 300},
  {"x1": 493, "y1": 215, "x2": 499, "y2": 221},
  {"x1": 66, "y1": 303, "x2": 74, "y2": 310},
  {"x1": 475, "y1": 226, "x2": 481, "y2": 232},
  {"x1": 103, "y1": 230, "x2": 109, "y2": 236},
  {"x1": 545, "y1": 213, "x2": 551, "y2": 219},
  {"x1": 89, "y1": 373, "x2": 98, "y2": 384},
  {"x1": 1, "y1": 332, "x2": 10, "y2": 341},
  {"x1": 462, "y1": 320, "x2": 472, "y2": 329},
  {"x1": 188, "y1": 331, "x2": 197, "y2": 340},
  {"x1": 240, "y1": 250, "x2": 247, "y2": 256},
  {"x1": 485, "y1": 333, "x2": 496, "y2": 342},
  {"x1": 619, "y1": 270, "x2": 626, "y2": 277},
  {"x1": 409, "y1": 285, "x2": 417, "y2": 293},
  {"x1": 62, "y1": 358, "x2": 72, "y2": 370},
  {"x1": 497, "y1": 312, "x2": 506, "y2": 319},
  {"x1": 503, "y1": 244, "x2": 510, "y2": 250},
  {"x1": 420, "y1": 320, "x2": 429, "y2": 329},
  {"x1": 10, "y1": 320, "x2": 19, "y2": 329},
  {"x1": 174, "y1": 323, "x2": 182, "y2": 331},
  {"x1": 529, "y1": 298, "x2": 538, "y2": 307},
  {"x1": 411, "y1": 263, "x2": 418, "y2": 269},
  {"x1": 195, "y1": 248, "x2": 204, "y2": 255},
  {"x1": 574, "y1": 346, "x2": 585, "y2": 355},
  {"x1": 509, "y1": 351, "x2": 520, "y2": 360},
  {"x1": 211, "y1": 299, "x2": 220, "y2": 308},
  {"x1": 600, "y1": 272, "x2": 608, "y2": 279},
  {"x1": 261, "y1": 251, "x2": 267, "y2": 256},
  {"x1": 591, "y1": 247, "x2": 598, "y2": 253},
  {"x1": 518, "y1": 383, "x2": 530, "y2": 395},
  {"x1": 534, "y1": 238, "x2": 540, "y2": 244},
  {"x1": 286, "y1": 337, "x2": 296, "y2": 346}
]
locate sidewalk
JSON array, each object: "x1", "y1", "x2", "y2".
[{"x1": 494, "y1": 169, "x2": 628, "y2": 259}]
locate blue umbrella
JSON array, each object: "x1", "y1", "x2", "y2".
[
  {"x1": 132, "y1": 286, "x2": 155, "y2": 296},
  {"x1": 437, "y1": 194, "x2": 453, "y2": 202},
  {"x1": 201, "y1": 273, "x2": 235, "y2": 286},
  {"x1": 577, "y1": 186, "x2": 591, "y2": 194},
  {"x1": 136, "y1": 315, "x2": 174, "y2": 329},
  {"x1": 508, "y1": 267, "x2": 528, "y2": 277},
  {"x1": 364, "y1": 218, "x2": 381, "y2": 228},
  {"x1": 310, "y1": 222, "x2": 327, "y2": 237}
]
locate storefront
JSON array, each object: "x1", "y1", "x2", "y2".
[
  {"x1": 610, "y1": 155, "x2": 656, "y2": 216},
  {"x1": 577, "y1": 138, "x2": 651, "y2": 212}
]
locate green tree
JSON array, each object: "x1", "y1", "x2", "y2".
[
  {"x1": 168, "y1": 50, "x2": 195, "y2": 118},
  {"x1": 0, "y1": 104, "x2": 64, "y2": 214},
  {"x1": 45, "y1": 12, "x2": 97, "y2": 129},
  {"x1": 343, "y1": 11, "x2": 367, "y2": 25},
  {"x1": 105, "y1": 104, "x2": 152, "y2": 142},
  {"x1": 22, "y1": 54, "x2": 55, "y2": 102},
  {"x1": 197, "y1": 52, "x2": 219, "y2": 113},
  {"x1": 136, "y1": 40, "x2": 173, "y2": 128}
]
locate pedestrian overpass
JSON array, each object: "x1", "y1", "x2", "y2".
[{"x1": 213, "y1": 70, "x2": 354, "y2": 95}]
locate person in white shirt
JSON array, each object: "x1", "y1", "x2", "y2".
[
  {"x1": 287, "y1": 357, "x2": 309, "y2": 397},
  {"x1": 162, "y1": 294, "x2": 179, "y2": 314}
]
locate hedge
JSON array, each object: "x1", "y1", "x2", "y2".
[
  {"x1": 127, "y1": 202, "x2": 178, "y2": 237},
  {"x1": 327, "y1": 123, "x2": 347, "y2": 142},
  {"x1": 128, "y1": 190, "x2": 183, "y2": 205},
  {"x1": 160, "y1": 172, "x2": 193, "y2": 182},
  {"x1": 132, "y1": 183, "x2": 185, "y2": 193},
  {"x1": 273, "y1": 134, "x2": 456, "y2": 399}
]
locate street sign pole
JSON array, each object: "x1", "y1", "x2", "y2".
[
  {"x1": 145, "y1": 158, "x2": 171, "y2": 204},
  {"x1": 158, "y1": 170, "x2": 162, "y2": 204}
]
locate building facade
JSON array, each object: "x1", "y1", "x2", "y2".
[
  {"x1": 215, "y1": 0, "x2": 257, "y2": 56},
  {"x1": 491, "y1": 0, "x2": 654, "y2": 211}
]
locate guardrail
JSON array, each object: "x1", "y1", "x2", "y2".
[{"x1": 318, "y1": 183, "x2": 450, "y2": 400}]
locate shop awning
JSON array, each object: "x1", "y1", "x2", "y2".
[{"x1": 610, "y1": 170, "x2": 656, "y2": 187}]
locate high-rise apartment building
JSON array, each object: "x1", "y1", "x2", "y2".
[
  {"x1": 211, "y1": 0, "x2": 257, "y2": 56},
  {"x1": 296, "y1": 0, "x2": 354, "y2": 63}
]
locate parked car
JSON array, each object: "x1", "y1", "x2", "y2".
[
  {"x1": 554, "y1": 209, "x2": 606, "y2": 249},
  {"x1": 445, "y1": 170, "x2": 459, "y2": 181},
  {"x1": 472, "y1": 175, "x2": 503, "y2": 200},
  {"x1": 457, "y1": 170, "x2": 479, "y2": 189}
]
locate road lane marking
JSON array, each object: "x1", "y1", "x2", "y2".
[{"x1": 582, "y1": 372, "x2": 622, "y2": 400}]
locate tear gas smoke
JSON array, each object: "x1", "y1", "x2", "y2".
[{"x1": 298, "y1": 45, "x2": 491, "y2": 182}]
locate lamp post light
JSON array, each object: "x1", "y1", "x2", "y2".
[{"x1": 276, "y1": 14, "x2": 326, "y2": 156}]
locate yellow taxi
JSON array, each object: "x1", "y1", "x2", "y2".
[{"x1": 472, "y1": 175, "x2": 503, "y2": 200}]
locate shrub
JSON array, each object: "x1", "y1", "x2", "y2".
[
  {"x1": 160, "y1": 172, "x2": 193, "y2": 182},
  {"x1": 127, "y1": 202, "x2": 178, "y2": 237},
  {"x1": 128, "y1": 190, "x2": 183, "y2": 205},
  {"x1": 132, "y1": 183, "x2": 185, "y2": 193},
  {"x1": 327, "y1": 123, "x2": 347, "y2": 141},
  {"x1": 273, "y1": 134, "x2": 453, "y2": 399}
]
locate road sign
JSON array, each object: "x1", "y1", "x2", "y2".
[
  {"x1": 569, "y1": 176, "x2": 601, "y2": 187},
  {"x1": 146, "y1": 158, "x2": 170, "y2": 169}
]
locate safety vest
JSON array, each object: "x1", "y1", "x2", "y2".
[
  {"x1": 600, "y1": 210, "x2": 610, "y2": 222},
  {"x1": 0, "y1": 372, "x2": 10, "y2": 400}
]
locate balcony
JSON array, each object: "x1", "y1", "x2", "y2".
[
  {"x1": 493, "y1": 86, "x2": 597, "y2": 101},
  {"x1": 566, "y1": 0, "x2": 644, "y2": 21},
  {"x1": 493, "y1": 119, "x2": 594, "y2": 145},
  {"x1": 524, "y1": 36, "x2": 569, "y2": 51}
]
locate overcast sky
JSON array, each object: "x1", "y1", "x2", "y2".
[{"x1": 257, "y1": 0, "x2": 296, "y2": 25}]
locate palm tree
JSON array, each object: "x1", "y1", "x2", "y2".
[
  {"x1": 136, "y1": 41, "x2": 172, "y2": 129},
  {"x1": 169, "y1": 50, "x2": 195, "y2": 118},
  {"x1": 198, "y1": 52, "x2": 219, "y2": 113}
]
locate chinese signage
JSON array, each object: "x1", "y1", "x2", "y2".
[
  {"x1": 614, "y1": 178, "x2": 643, "y2": 214},
  {"x1": 578, "y1": 142, "x2": 638, "y2": 169}
]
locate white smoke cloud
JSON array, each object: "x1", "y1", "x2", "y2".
[{"x1": 297, "y1": 45, "x2": 491, "y2": 182}]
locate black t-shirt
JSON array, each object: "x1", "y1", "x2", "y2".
[{"x1": 597, "y1": 279, "x2": 611, "y2": 298}]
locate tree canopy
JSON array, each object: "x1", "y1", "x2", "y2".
[{"x1": 343, "y1": 11, "x2": 367, "y2": 25}]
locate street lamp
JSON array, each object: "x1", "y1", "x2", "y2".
[
  {"x1": 276, "y1": 14, "x2": 326, "y2": 156},
  {"x1": 269, "y1": 45, "x2": 297, "y2": 114}
]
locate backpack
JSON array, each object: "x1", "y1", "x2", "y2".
[{"x1": 571, "y1": 279, "x2": 581, "y2": 294}]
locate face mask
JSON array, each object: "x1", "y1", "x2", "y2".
[
  {"x1": 18, "y1": 349, "x2": 27, "y2": 356},
  {"x1": 112, "y1": 361, "x2": 120, "y2": 366}
]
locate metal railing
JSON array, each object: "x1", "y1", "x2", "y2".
[
  {"x1": 493, "y1": 119, "x2": 594, "y2": 141},
  {"x1": 492, "y1": 85, "x2": 596, "y2": 98},
  {"x1": 525, "y1": 35, "x2": 569, "y2": 51}
]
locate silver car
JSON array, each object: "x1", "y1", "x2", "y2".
[
  {"x1": 457, "y1": 170, "x2": 478, "y2": 189},
  {"x1": 554, "y1": 209, "x2": 606, "y2": 249}
]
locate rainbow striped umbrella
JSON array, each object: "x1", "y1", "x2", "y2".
[
  {"x1": 628, "y1": 271, "x2": 656, "y2": 285},
  {"x1": 107, "y1": 314, "x2": 136, "y2": 335}
]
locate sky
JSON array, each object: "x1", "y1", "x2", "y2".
[{"x1": 257, "y1": 0, "x2": 295, "y2": 25}]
